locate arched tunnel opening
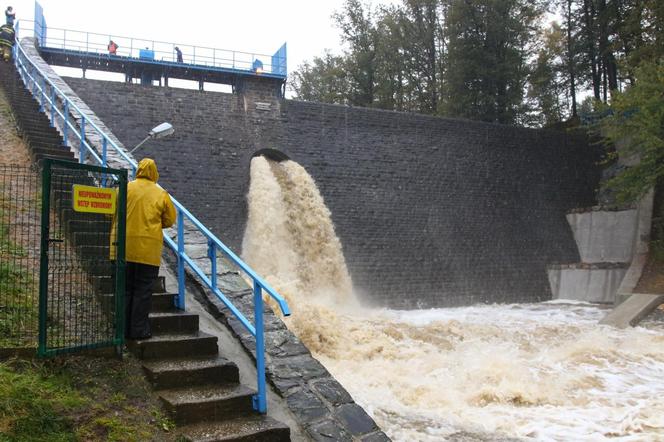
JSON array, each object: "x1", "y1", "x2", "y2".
[{"x1": 252, "y1": 148, "x2": 289, "y2": 162}]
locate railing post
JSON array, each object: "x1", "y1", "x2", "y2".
[
  {"x1": 208, "y1": 239, "x2": 217, "y2": 289},
  {"x1": 176, "y1": 208, "x2": 185, "y2": 310},
  {"x1": 253, "y1": 281, "x2": 267, "y2": 413},
  {"x1": 39, "y1": 78, "x2": 45, "y2": 112},
  {"x1": 79, "y1": 116, "x2": 86, "y2": 164},
  {"x1": 49, "y1": 87, "x2": 55, "y2": 126},
  {"x1": 102, "y1": 137, "x2": 108, "y2": 167},
  {"x1": 63, "y1": 101, "x2": 69, "y2": 147}
]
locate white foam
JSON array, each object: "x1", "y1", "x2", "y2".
[{"x1": 242, "y1": 157, "x2": 664, "y2": 441}]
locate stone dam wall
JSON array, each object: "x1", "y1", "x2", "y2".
[{"x1": 64, "y1": 77, "x2": 602, "y2": 308}]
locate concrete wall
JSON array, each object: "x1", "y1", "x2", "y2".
[
  {"x1": 567, "y1": 208, "x2": 638, "y2": 263},
  {"x1": 63, "y1": 77, "x2": 601, "y2": 308},
  {"x1": 548, "y1": 263, "x2": 629, "y2": 303}
]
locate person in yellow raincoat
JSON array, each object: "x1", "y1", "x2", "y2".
[{"x1": 112, "y1": 158, "x2": 176, "y2": 339}]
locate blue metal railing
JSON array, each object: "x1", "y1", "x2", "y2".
[
  {"x1": 20, "y1": 19, "x2": 286, "y2": 79},
  {"x1": 13, "y1": 29, "x2": 290, "y2": 413}
]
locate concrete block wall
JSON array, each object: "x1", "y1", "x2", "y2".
[{"x1": 63, "y1": 77, "x2": 601, "y2": 308}]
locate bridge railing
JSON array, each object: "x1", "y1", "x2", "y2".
[
  {"x1": 19, "y1": 19, "x2": 286, "y2": 77},
  {"x1": 13, "y1": 32, "x2": 290, "y2": 414}
]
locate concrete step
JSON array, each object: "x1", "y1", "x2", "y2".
[
  {"x1": 128, "y1": 331, "x2": 218, "y2": 360},
  {"x1": 20, "y1": 124, "x2": 60, "y2": 137},
  {"x1": 159, "y1": 383, "x2": 255, "y2": 425},
  {"x1": 30, "y1": 141, "x2": 69, "y2": 151},
  {"x1": 31, "y1": 147, "x2": 75, "y2": 162},
  {"x1": 76, "y1": 244, "x2": 111, "y2": 258},
  {"x1": 142, "y1": 356, "x2": 239, "y2": 390},
  {"x1": 25, "y1": 132, "x2": 63, "y2": 145},
  {"x1": 150, "y1": 311, "x2": 199, "y2": 335},
  {"x1": 178, "y1": 415, "x2": 290, "y2": 442},
  {"x1": 79, "y1": 259, "x2": 113, "y2": 278},
  {"x1": 34, "y1": 152, "x2": 76, "y2": 165},
  {"x1": 152, "y1": 293, "x2": 178, "y2": 312},
  {"x1": 30, "y1": 140, "x2": 69, "y2": 155}
]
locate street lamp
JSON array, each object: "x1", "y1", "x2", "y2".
[{"x1": 129, "y1": 122, "x2": 175, "y2": 155}]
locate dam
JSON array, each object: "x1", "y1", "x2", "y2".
[{"x1": 5, "y1": 9, "x2": 662, "y2": 440}]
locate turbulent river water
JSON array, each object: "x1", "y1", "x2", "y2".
[{"x1": 242, "y1": 156, "x2": 664, "y2": 442}]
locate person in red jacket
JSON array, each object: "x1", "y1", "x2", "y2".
[{"x1": 107, "y1": 40, "x2": 118, "y2": 55}]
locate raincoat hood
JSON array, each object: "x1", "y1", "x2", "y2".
[{"x1": 136, "y1": 158, "x2": 159, "y2": 182}]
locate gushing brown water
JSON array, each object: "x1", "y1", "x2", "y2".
[{"x1": 242, "y1": 156, "x2": 664, "y2": 441}]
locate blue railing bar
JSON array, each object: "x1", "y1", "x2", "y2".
[
  {"x1": 102, "y1": 137, "x2": 107, "y2": 167},
  {"x1": 176, "y1": 208, "x2": 186, "y2": 310},
  {"x1": 49, "y1": 87, "x2": 55, "y2": 125},
  {"x1": 62, "y1": 101, "x2": 68, "y2": 145},
  {"x1": 163, "y1": 234, "x2": 257, "y2": 336},
  {"x1": 39, "y1": 78, "x2": 44, "y2": 111},
  {"x1": 208, "y1": 239, "x2": 217, "y2": 292},
  {"x1": 79, "y1": 116, "x2": 86, "y2": 164},
  {"x1": 253, "y1": 281, "x2": 267, "y2": 412}
]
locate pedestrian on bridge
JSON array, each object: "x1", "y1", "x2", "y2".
[
  {"x1": 108, "y1": 40, "x2": 118, "y2": 55},
  {"x1": 174, "y1": 46, "x2": 183, "y2": 63},
  {"x1": 5, "y1": 6, "x2": 14, "y2": 26},
  {"x1": 111, "y1": 158, "x2": 176, "y2": 340}
]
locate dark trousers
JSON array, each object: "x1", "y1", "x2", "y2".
[{"x1": 125, "y1": 261, "x2": 159, "y2": 339}]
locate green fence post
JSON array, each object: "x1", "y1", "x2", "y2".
[
  {"x1": 114, "y1": 170, "x2": 128, "y2": 353},
  {"x1": 38, "y1": 160, "x2": 52, "y2": 357}
]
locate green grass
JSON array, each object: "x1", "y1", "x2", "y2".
[
  {"x1": 0, "y1": 357, "x2": 177, "y2": 441},
  {"x1": 0, "y1": 207, "x2": 38, "y2": 348},
  {"x1": 0, "y1": 359, "x2": 85, "y2": 441}
]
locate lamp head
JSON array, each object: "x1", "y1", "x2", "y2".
[{"x1": 149, "y1": 122, "x2": 174, "y2": 139}]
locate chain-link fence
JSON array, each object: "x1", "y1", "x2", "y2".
[{"x1": 0, "y1": 165, "x2": 41, "y2": 349}]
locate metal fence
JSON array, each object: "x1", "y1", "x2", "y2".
[
  {"x1": 39, "y1": 159, "x2": 126, "y2": 356},
  {"x1": 0, "y1": 165, "x2": 41, "y2": 349}
]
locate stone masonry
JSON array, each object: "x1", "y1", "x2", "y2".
[{"x1": 63, "y1": 76, "x2": 602, "y2": 308}]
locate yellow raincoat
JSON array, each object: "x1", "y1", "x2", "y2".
[{"x1": 111, "y1": 158, "x2": 176, "y2": 266}]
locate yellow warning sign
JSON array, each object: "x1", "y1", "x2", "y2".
[{"x1": 72, "y1": 184, "x2": 116, "y2": 214}]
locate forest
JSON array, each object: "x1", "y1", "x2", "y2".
[
  {"x1": 290, "y1": 0, "x2": 663, "y2": 202},
  {"x1": 290, "y1": 0, "x2": 661, "y2": 124}
]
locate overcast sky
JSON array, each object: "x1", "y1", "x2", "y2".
[{"x1": 8, "y1": 0, "x2": 392, "y2": 77}]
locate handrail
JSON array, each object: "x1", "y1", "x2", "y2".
[
  {"x1": 13, "y1": 29, "x2": 290, "y2": 414},
  {"x1": 18, "y1": 19, "x2": 286, "y2": 77}
]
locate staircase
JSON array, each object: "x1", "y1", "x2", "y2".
[
  {"x1": 0, "y1": 60, "x2": 291, "y2": 441},
  {"x1": 131, "y1": 285, "x2": 290, "y2": 441},
  {"x1": 0, "y1": 60, "x2": 76, "y2": 164}
]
